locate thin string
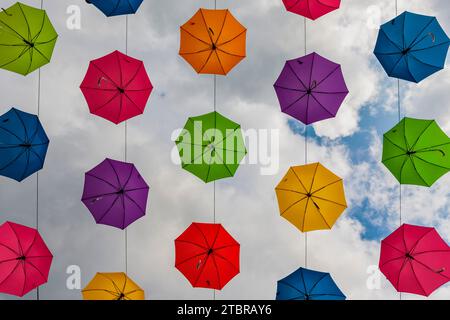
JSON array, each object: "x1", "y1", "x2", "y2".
[
  {"x1": 213, "y1": 0, "x2": 217, "y2": 302},
  {"x1": 124, "y1": 15, "x2": 129, "y2": 275},
  {"x1": 303, "y1": 17, "x2": 308, "y2": 269}
]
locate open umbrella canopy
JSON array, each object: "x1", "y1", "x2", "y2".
[
  {"x1": 86, "y1": 0, "x2": 144, "y2": 17},
  {"x1": 0, "y1": 108, "x2": 49, "y2": 182},
  {"x1": 80, "y1": 50, "x2": 153, "y2": 124},
  {"x1": 81, "y1": 158, "x2": 149, "y2": 230},
  {"x1": 276, "y1": 267, "x2": 346, "y2": 300},
  {"x1": 275, "y1": 163, "x2": 347, "y2": 232},
  {"x1": 382, "y1": 117, "x2": 450, "y2": 187},
  {"x1": 282, "y1": 0, "x2": 341, "y2": 20},
  {"x1": 379, "y1": 224, "x2": 450, "y2": 297},
  {"x1": 175, "y1": 111, "x2": 247, "y2": 183},
  {"x1": 374, "y1": 11, "x2": 449, "y2": 83},
  {"x1": 0, "y1": 221, "x2": 53, "y2": 297},
  {"x1": 0, "y1": 2, "x2": 58, "y2": 76},
  {"x1": 274, "y1": 52, "x2": 348, "y2": 125},
  {"x1": 175, "y1": 223, "x2": 240, "y2": 290},
  {"x1": 179, "y1": 9, "x2": 246, "y2": 75},
  {"x1": 82, "y1": 272, "x2": 145, "y2": 300}
]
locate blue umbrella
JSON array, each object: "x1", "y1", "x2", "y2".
[
  {"x1": 276, "y1": 267, "x2": 346, "y2": 300},
  {"x1": 86, "y1": 0, "x2": 144, "y2": 17},
  {"x1": 374, "y1": 11, "x2": 449, "y2": 83},
  {"x1": 0, "y1": 108, "x2": 49, "y2": 182}
]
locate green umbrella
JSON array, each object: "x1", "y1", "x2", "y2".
[
  {"x1": 175, "y1": 111, "x2": 247, "y2": 183},
  {"x1": 0, "y1": 2, "x2": 58, "y2": 76},
  {"x1": 382, "y1": 117, "x2": 450, "y2": 187}
]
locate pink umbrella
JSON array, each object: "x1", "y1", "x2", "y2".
[{"x1": 379, "y1": 224, "x2": 450, "y2": 296}]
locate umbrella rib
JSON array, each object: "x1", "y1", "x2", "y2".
[
  {"x1": 17, "y1": 3, "x2": 31, "y2": 41},
  {"x1": 180, "y1": 26, "x2": 211, "y2": 47},
  {"x1": 301, "y1": 197, "x2": 310, "y2": 230},
  {"x1": 123, "y1": 166, "x2": 136, "y2": 189},
  {"x1": 82, "y1": 288, "x2": 120, "y2": 297},
  {"x1": 275, "y1": 188, "x2": 307, "y2": 196},
  {"x1": 409, "y1": 261, "x2": 428, "y2": 296},
  {"x1": 379, "y1": 255, "x2": 406, "y2": 268},
  {"x1": 0, "y1": 46, "x2": 31, "y2": 69},
  {"x1": 21, "y1": 262, "x2": 27, "y2": 296},
  {"x1": 274, "y1": 84, "x2": 305, "y2": 93},
  {"x1": 388, "y1": 54, "x2": 405, "y2": 76},
  {"x1": 26, "y1": 259, "x2": 47, "y2": 282},
  {"x1": 408, "y1": 18, "x2": 436, "y2": 49},
  {"x1": 33, "y1": 45, "x2": 51, "y2": 63},
  {"x1": 214, "y1": 10, "x2": 229, "y2": 47},
  {"x1": 409, "y1": 157, "x2": 429, "y2": 186},
  {"x1": 180, "y1": 48, "x2": 212, "y2": 55},
  {"x1": 281, "y1": 92, "x2": 309, "y2": 113},
  {"x1": 213, "y1": 251, "x2": 239, "y2": 272},
  {"x1": 382, "y1": 240, "x2": 406, "y2": 255},
  {"x1": 299, "y1": 268, "x2": 308, "y2": 294},
  {"x1": 210, "y1": 225, "x2": 222, "y2": 249},
  {"x1": 90, "y1": 62, "x2": 121, "y2": 89},
  {"x1": 0, "y1": 260, "x2": 20, "y2": 287},
  {"x1": 198, "y1": 49, "x2": 214, "y2": 73},
  {"x1": 0, "y1": 124, "x2": 26, "y2": 143},
  {"x1": 411, "y1": 154, "x2": 450, "y2": 171},
  {"x1": 124, "y1": 193, "x2": 146, "y2": 215},
  {"x1": 121, "y1": 272, "x2": 128, "y2": 294},
  {"x1": 409, "y1": 229, "x2": 435, "y2": 254},
  {"x1": 379, "y1": 28, "x2": 402, "y2": 52},
  {"x1": 415, "y1": 142, "x2": 450, "y2": 152},
  {"x1": 285, "y1": 0, "x2": 301, "y2": 10},
  {"x1": 13, "y1": 108, "x2": 29, "y2": 141},
  {"x1": 187, "y1": 117, "x2": 214, "y2": 142},
  {"x1": 29, "y1": 145, "x2": 45, "y2": 166},
  {"x1": 175, "y1": 252, "x2": 207, "y2": 268},
  {"x1": 0, "y1": 242, "x2": 19, "y2": 256},
  {"x1": 214, "y1": 50, "x2": 227, "y2": 75},
  {"x1": 213, "y1": 148, "x2": 234, "y2": 178},
  {"x1": 286, "y1": 62, "x2": 309, "y2": 91},
  {"x1": 306, "y1": 0, "x2": 313, "y2": 18},
  {"x1": 410, "y1": 41, "x2": 450, "y2": 53},
  {"x1": 312, "y1": 90, "x2": 349, "y2": 95},
  {"x1": 193, "y1": 223, "x2": 211, "y2": 248},
  {"x1": 382, "y1": 153, "x2": 406, "y2": 163},
  {"x1": 311, "y1": 179, "x2": 342, "y2": 194},
  {"x1": 175, "y1": 239, "x2": 208, "y2": 250},
  {"x1": 395, "y1": 258, "x2": 409, "y2": 290},
  {"x1": 19, "y1": 149, "x2": 31, "y2": 182},
  {"x1": 25, "y1": 47, "x2": 34, "y2": 75},
  {"x1": 408, "y1": 51, "x2": 445, "y2": 69},
  {"x1": 90, "y1": 92, "x2": 122, "y2": 113},
  {"x1": 290, "y1": 168, "x2": 309, "y2": 194},
  {"x1": 123, "y1": 62, "x2": 144, "y2": 89},
  {"x1": 108, "y1": 0, "x2": 122, "y2": 16},
  {"x1": 280, "y1": 197, "x2": 308, "y2": 217},
  {"x1": 397, "y1": 154, "x2": 410, "y2": 184},
  {"x1": 0, "y1": 147, "x2": 27, "y2": 171},
  {"x1": 308, "y1": 163, "x2": 320, "y2": 193},
  {"x1": 309, "y1": 199, "x2": 332, "y2": 229},
  {"x1": 211, "y1": 254, "x2": 222, "y2": 289},
  {"x1": 214, "y1": 125, "x2": 241, "y2": 147},
  {"x1": 31, "y1": 11, "x2": 47, "y2": 42},
  {"x1": 121, "y1": 195, "x2": 126, "y2": 229},
  {"x1": 316, "y1": 0, "x2": 340, "y2": 9},
  {"x1": 35, "y1": 36, "x2": 58, "y2": 46},
  {"x1": 313, "y1": 65, "x2": 340, "y2": 89},
  {"x1": 193, "y1": 254, "x2": 211, "y2": 287},
  {"x1": 308, "y1": 274, "x2": 330, "y2": 295},
  {"x1": 384, "y1": 135, "x2": 407, "y2": 153},
  {"x1": 96, "y1": 195, "x2": 121, "y2": 224},
  {"x1": 205, "y1": 154, "x2": 212, "y2": 183},
  {"x1": 414, "y1": 249, "x2": 450, "y2": 255},
  {"x1": 216, "y1": 47, "x2": 246, "y2": 58},
  {"x1": 107, "y1": 158, "x2": 123, "y2": 188},
  {"x1": 85, "y1": 172, "x2": 118, "y2": 190},
  {"x1": 99, "y1": 273, "x2": 122, "y2": 294},
  {"x1": 0, "y1": 18, "x2": 27, "y2": 41},
  {"x1": 124, "y1": 91, "x2": 145, "y2": 113},
  {"x1": 412, "y1": 258, "x2": 450, "y2": 281},
  {"x1": 212, "y1": 243, "x2": 239, "y2": 252},
  {"x1": 199, "y1": 9, "x2": 214, "y2": 45},
  {"x1": 311, "y1": 195, "x2": 346, "y2": 207},
  {"x1": 279, "y1": 281, "x2": 305, "y2": 297},
  {"x1": 310, "y1": 94, "x2": 335, "y2": 117}
]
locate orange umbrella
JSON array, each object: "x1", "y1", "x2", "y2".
[{"x1": 179, "y1": 8, "x2": 247, "y2": 75}]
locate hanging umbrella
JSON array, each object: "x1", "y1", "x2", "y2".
[
  {"x1": 275, "y1": 162, "x2": 347, "y2": 232},
  {"x1": 276, "y1": 267, "x2": 346, "y2": 300},
  {"x1": 179, "y1": 9, "x2": 247, "y2": 75},
  {"x1": 81, "y1": 158, "x2": 149, "y2": 229},
  {"x1": 175, "y1": 111, "x2": 247, "y2": 183},
  {"x1": 80, "y1": 50, "x2": 153, "y2": 124},
  {"x1": 86, "y1": 0, "x2": 144, "y2": 17},
  {"x1": 0, "y1": 108, "x2": 49, "y2": 182},
  {"x1": 274, "y1": 52, "x2": 348, "y2": 125},
  {"x1": 282, "y1": 0, "x2": 341, "y2": 20},
  {"x1": 175, "y1": 223, "x2": 240, "y2": 290},
  {"x1": 379, "y1": 224, "x2": 450, "y2": 296},
  {"x1": 0, "y1": 2, "x2": 58, "y2": 76},
  {"x1": 382, "y1": 117, "x2": 450, "y2": 187},
  {"x1": 374, "y1": 11, "x2": 450, "y2": 83},
  {"x1": 82, "y1": 272, "x2": 145, "y2": 300},
  {"x1": 0, "y1": 221, "x2": 53, "y2": 297}
]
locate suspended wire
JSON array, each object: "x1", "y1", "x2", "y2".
[
  {"x1": 124, "y1": 15, "x2": 129, "y2": 275},
  {"x1": 303, "y1": 17, "x2": 308, "y2": 269},
  {"x1": 213, "y1": 0, "x2": 217, "y2": 302}
]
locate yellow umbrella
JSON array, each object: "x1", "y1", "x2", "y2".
[
  {"x1": 275, "y1": 163, "x2": 347, "y2": 232},
  {"x1": 82, "y1": 272, "x2": 145, "y2": 300}
]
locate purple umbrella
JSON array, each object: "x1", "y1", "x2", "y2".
[
  {"x1": 81, "y1": 158, "x2": 149, "y2": 229},
  {"x1": 274, "y1": 52, "x2": 349, "y2": 125}
]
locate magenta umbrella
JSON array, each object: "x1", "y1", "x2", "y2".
[
  {"x1": 379, "y1": 224, "x2": 450, "y2": 296},
  {"x1": 81, "y1": 158, "x2": 149, "y2": 229},
  {"x1": 274, "y1": 52, "x2": 349, "y2": 125}
]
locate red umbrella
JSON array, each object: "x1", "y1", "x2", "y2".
[
  {"x1": 80, "y1": 50, "x2": 153, "y2": 124},
  {"x1": 0, "y1": 221, "x2": 53, "y2": 297},
  {"x1": 175, "y1": 223, "x2": 240, "y2": 290},
  {"x1": 379, "y1": 224, "x2": 450, "y2": 296}
]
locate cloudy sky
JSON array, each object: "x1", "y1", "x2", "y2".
[{"x1": 0, "y1": 0, "x2": 450, "y2": 300}]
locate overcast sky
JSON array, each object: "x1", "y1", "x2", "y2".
[{"x1": 1, "y1": 0, "x2": 450, "y2": 300}]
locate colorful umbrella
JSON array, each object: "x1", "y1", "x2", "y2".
[
  {"x1": 275, "y1": 163, "x2": 347, "y2": 232},
  {"x1": 0, "y1": 108, "x2": 49, "y2": 182},
  {"x1": 82, "y1": 272, "x2": 145, "y2": 300},
  {"x1": 282, "y1": 0, "x2": 341, "y2": 20},
  {"x1": 382, "y1": 117, "x2": 450, "y2": 187},
  {"x1": 81, "y1": 158, "x2": 149, "y2": 230},
  {"x1": 175, "y1": 111, "x2": 247, "y2": 183},
  {"x1": 86, "y1": 0, "x2": 144, "y2": 17},
  {"x1": 0, "y1": 2, "x2": 58, "y2": 76},
  {"x1": 374, "y1": 11, "x2": 450, "y2": 83},
  {"x1": 0, "y1": 221, "x2": 53, "y2": 297},
  {"x1": 80, "y1": 50, "x2": 153, "y2": 124},
  {"x1": 179, "y1": 9, "x2": 247, "y2": 75},
  {"x1": 276, "y1": 267, "x2": 346, "y2": 300},
  {"x1": 274, "y1": 52, "x2": 348, "y2": 125},
  {"x1": 379, "y1": 224, "x2": 450, "y2": 296},
  {"x1": 175, "y1": 223, "x2": 240, "y2": 290}
]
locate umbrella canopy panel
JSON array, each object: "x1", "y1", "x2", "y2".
[
  {"x1": 0, "y1": 108, "x2": 49, "y2": 182},
  {"x1": 379, "y1": 224, "x2": 450, "y2": 296},
  {"x1": 86, "y1": 0, "x2": 144, "y2": 17},
  {"x1": 80, "y1": 50, "x2": 153, "y2": 124},
  {"x1": 382, "y1": 117, "x2": 450, "y2": 187},
  {"x1": 282, "y1": 0, "x2": 341, "y2": 21},
  {"x1": 175, "y1": 223, "x2": 240, "y2": 290},
  {"x1": 374, "y1": 11, "x2": 449, "y2": 83},
  {"x1": 0, "y1": 2, "x2": 58, "y2": 76},
  {"x1": 175, "y1": 111, "x2": 247, "y2": 183},
  {"x1": 276, "y1": 267, "x2": 346, "y2": 300},
  {"x1": 0, "y1": 221, "x2": 53, "y2": 297},
  {"x1": 275, "y1": 162, "x2": 347, "y2": 232},
  {"x1": 81, "y1": 158, "x2": 150, "y2": 230},
  {"x1": 274, "y1": 52, "x2": 348, "y2": 125},
  {"x1": 82, "y1": 272, "x2": 145, "y2": 300},
  {"x1": 179, "y1": 9, "x2": 247, "y2": 75}
]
